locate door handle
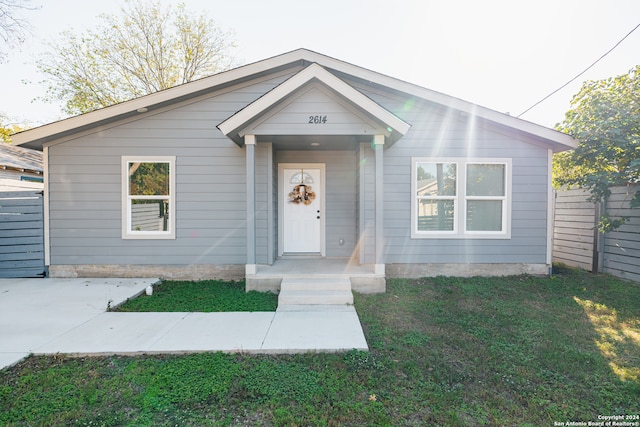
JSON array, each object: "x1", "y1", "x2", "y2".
[{"x1": 317, "y1": 216, "x2": 320, "y2": 219}]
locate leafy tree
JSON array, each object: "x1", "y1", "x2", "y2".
[
  {"x1": 1, "y1": 125, "x2": 12, "y2": 143},
  {"x1": 0, "y1": 115, "x2": 24, "y2": 142},
  {"x1": 128, "y1": 162, "x2": 169, "y2": 196},
  {"x1": 555, "y1": 66, "x2": 640, "y2": 230},
  {"x1": 37, "y1": 0, "x2": 236, "y2": 116},
  {"x1": 0, "y1": 0, "x2": 36, "y2": 62}
]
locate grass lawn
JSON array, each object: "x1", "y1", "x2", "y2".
[
  {"x1": 1, "y1": 266, "x2": 639, "y2": 426},
  {"x1": 115, "y1": 280, "x2": 278, "y2": 312}
]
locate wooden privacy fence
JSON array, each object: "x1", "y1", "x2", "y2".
[
  {"x1": 0, "y1": 191, "x2": 46, "y2": 278},
  {"x1": 553, "y1": 184, "x2": 640, "y2": 282},
  {"x1": 553, "y1": 187, "x2": 598, "y2": 271}
]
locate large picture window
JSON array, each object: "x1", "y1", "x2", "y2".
[
  {"x1": 411, "y1": 158, "x2": 511, "y2": 239},
  {"x1": 122, "y1": 156, "x2": 176, "y2": 239}
]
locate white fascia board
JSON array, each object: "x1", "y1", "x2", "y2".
[
  {"x1": 13, "y1": 47, "x2": 577, "y2": 151},
  {"x1": 12, "y1": 50, "x2": 314, "y2": 147},
  {"x1": 295, "y1": 50, "x2": 578, "y2": 151},
  {"x1": 217, "y1": 63, "x2": 411, "y2": 137}
]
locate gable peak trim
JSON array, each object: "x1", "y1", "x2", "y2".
[{"x1": 217, "y1": 63, "x2": 411, "y2": 144}]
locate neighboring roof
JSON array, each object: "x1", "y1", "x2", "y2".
[
  {"x1": 0, "y1": 143, "x2": 43, "y2": 174},
  {"x1": 11, "y1": 48, "x2": 578, "y2": 152}
]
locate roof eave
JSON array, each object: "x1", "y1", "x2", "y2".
[
  {"x1": 12, "y1": 48, "x2": 578, "y2": 151},
  {"x1": 12, "y1": 49, "x2": 317, "y2": 149}
]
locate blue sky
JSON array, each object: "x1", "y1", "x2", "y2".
[{"x1": 1, "y1": 0, "x2": 639, "y2": 128}]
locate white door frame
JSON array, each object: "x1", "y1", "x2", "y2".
[{"x1": 278, "y1": 163, "x2": 326, "y2": 257}]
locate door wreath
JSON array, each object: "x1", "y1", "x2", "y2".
[
  {"x1": 289, "y1": 183, "x2": 316, "y2": 205},
  {"x1": 288, "y1": 169, "x2": 316, "y2": 205}
]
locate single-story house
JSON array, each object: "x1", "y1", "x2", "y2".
[
  {"x1": 0, "y1": 143, "x2": 44, "y2": 191},
  {"x1": 12, "y1": 49, "x2": 577, "y2": 292}
]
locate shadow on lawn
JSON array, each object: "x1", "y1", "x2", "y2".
[
  {"x1": 574, "y1": 297, "x2": 640, "y2": 382},
  {"x1": 554, "y1": 263, "x2": 640, "y2": 383}
]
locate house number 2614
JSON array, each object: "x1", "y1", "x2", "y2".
[{"x1": 308, "y1": 115, "x2": 328, "y2": 124}]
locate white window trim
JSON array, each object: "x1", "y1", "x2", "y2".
[
  {"x1": 122, "y1": 156, "x2": 176, "y2": 240},
  {"x1": 411, "y1": 157, "x2": 512, "y2": 239}
]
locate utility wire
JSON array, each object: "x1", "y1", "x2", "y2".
[{"x1": 518, "y1": 22, "x2": 640, "y2": 118}]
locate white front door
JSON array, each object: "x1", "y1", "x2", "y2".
[{"x1": 280, "y1": 164, "x2": 325, "y2": 255}]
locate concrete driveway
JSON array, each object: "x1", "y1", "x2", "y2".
[
  {"x1": 0, "y1": 277, "x2": 156, "y2": 369},
  {"x1": 0, "y1": 278, "x2": 368, "y2": 371}
]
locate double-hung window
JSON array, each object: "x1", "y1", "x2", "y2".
[
  {"x1": 411, "y1": 158, "x2": 511, "y2": 239},
  {"x1": 122, "y1": 156, "x2": 176, "y2": 239}
]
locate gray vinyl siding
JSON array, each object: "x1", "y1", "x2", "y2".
[
  {"x1": 46, "y1": 64, "x2": 555, "y2": 269},
  {"x1": 353, "y1": 84, "x2": 551, "y2": 265},
  {"x1": 249, "y1": 83, "x2": 382, "y2": 136},
  {"x1": 275, "y1": 150, "x2": 357, "y2": 257},
  {"x1": 47, "y1": 73, "x2": 295, "y2": 266}
]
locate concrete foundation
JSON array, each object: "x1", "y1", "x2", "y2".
[
  {"x1": 246, "y1": 277, "x2": 281, "y2": 293},
  {"x1": 246, "y1": 258, "x2": 386, "y2": 294},
  {"x1": 245, "y1": 276, "x2": 387, "y2": 294},
  {"x1": 48, "y1": 264, "x2": 245, "y2": 281},
  {"x1": 385, "y1": 263, "x2": 550, "y2": 278},
  {"x1": 48, "y1": 261, "x2": 546, "y2": 291},
  {"x1": 350, "y1": 276, "x2": 386, "y2": 294}
]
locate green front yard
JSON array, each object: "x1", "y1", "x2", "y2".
[
  {"x1": 1, "y1": 266, "x2": 639, "y2": 426},
  {"x1": 115, "y1": 279, "x2": 278, "y2": 313}
]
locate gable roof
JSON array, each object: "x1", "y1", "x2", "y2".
[
  {"x1": 11, "y1": 48, "x2": 577, "y2": 152},
  {"x1": 217, "y1": 63, "x2": 411, "y2": 145}
]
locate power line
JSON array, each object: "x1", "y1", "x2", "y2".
[{"x1": 517, "y1": 22, "x2": 640, "y2": 118}]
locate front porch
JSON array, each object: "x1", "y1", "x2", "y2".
[
  {"x1": 215, "y1": 63, "x2": 413, "y2": 296},
  {"x1": 246, "y1": 257, "x2": 386, "y2": 294}
]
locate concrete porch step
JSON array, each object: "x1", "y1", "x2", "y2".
[
  {"x1": 278, "y1": 278, "x2": 354, "y2": 306},
  {"x1": 280, "y1": 277, "x2": 351, "y2": 292},
  {"x1": 278, "y1": 290, "x2": 354, "y2": 306},
  {"x1": 276, "y1": 304, "x2": 356, "y2": 312}
]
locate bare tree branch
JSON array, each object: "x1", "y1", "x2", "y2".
[
  {"x1": 36, "y1": 0, "x2": 236, "y2": 116},
  {"x1": 0, "y1": 0, "x2": 38, "y2": 62}
]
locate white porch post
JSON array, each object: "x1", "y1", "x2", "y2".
[
  {"x1": 245, "y1": 135, "x2": 257, "y2": 275},
  {"x1": 43, "y1": 146, "x2": 50, "y2": 267},
  {"x1": 374, "y1": 134, "x2": 385, "y2": 275}
]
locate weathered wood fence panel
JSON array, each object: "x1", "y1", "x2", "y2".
[
  {"x1": 553, "y1": 188, "x2": 597, "y2": 271},
  {"x1": 553, "y1": 184, "x2": 640, "y2": 282},
  {"x1": 131, "y1": 203, "x2": 164, "y2": 232},
  {"x1": 602, "y1": 185, "x2": 640, "y2": 282},
  {"x1": 0, "y1": 191, "x2": 46, "y2": 278}
]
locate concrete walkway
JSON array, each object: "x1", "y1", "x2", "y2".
[{"x1": 0, "y1": 278, "x2": 368, "y2": 371}]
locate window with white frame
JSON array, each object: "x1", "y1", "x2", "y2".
[
  {"x1": 411, "y1": 158, "x2": 511, "y2": 239},
  {"x1": 122, "y1": 156, "x2": 175, "y2": 239}
]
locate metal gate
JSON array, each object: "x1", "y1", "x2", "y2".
[{"x1": 0, "y1": 191, "x2": 46, "y2": 278}]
